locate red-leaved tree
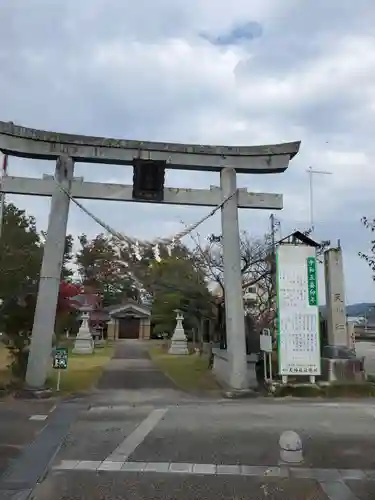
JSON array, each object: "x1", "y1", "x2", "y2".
[
  {"x1": 54, "y1": 281, "x2": 82, "y2": 339},
  {"x1": 57, "y1": 281, "x2": 82, "y2": 313}
]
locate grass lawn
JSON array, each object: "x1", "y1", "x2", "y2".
[
  {"x1": 0, "y1": 343, "x2": 11, "y2": 388},
  {"x1": 0, "y1": 340, "x2": 114, "y2": 394},
  {"x1": 149, "y1": 345, "x2": 221, "y2": 394},
  {"x1": 48, "y1": 342, "x2": 114, "y2": 395}
]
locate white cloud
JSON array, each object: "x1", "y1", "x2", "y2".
[{"x1": 1, "y1": 0, "x2": 375, "y2": 302}]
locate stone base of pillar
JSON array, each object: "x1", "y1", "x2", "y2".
[
  {"x1": 15, "y1": 386, "x2": 53, "y2": 399},
  {"x1": 211, "y1": 348, "x2": 258, "y2": 391},
  {"x1": 168, "y1": 340, "x2": 189, "y2": 355},
  {"x1": 73, "y1": 333, "x2": 94, "y2": 354},
  {"x1": 222, "y1": 388, "x2": 258, "y2": 399},
  {"x1": 94, "y1": 339, "x2": 106, "y2": 348},
  {"x1": 321, "y1": 356, "x2": 366, "y2": 383}
]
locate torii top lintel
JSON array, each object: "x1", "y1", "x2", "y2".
[{"x1": 0, "y1": 121, "x2": 300, "y2": 174}]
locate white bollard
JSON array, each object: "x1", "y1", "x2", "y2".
[{"x1": 279, "y1": 431, "x2": 303, "y2": 465}]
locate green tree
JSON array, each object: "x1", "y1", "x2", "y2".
[
  {"x1": 76, "y1": 234, "x2": 214, "y2": 338},
  {"x1": 75, "y1": 233, "x2": 139, "y2": 306},
  {"x1": 0, "y1": 205, "x2": 77, "y2": 379},
  {"x1": 130, "y1": 243, "x2": 214, "y2": 338},
  {"x1": 0, "y1": 203, "x2": 43, "y2": 378},
  {"x1": 359, "y1": 217, "x2": 375, "y2": 279},
  {"x1": 62, "y1": 234, "x2": 74, "y2": 280}
]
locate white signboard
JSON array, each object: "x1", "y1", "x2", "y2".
[
  {"x1": 260, "y1": 334, "x2": 273, "y2": 353},
  {"x1": 276, "y1": 244, "x2": 321, "y2": 376},
  {"x1": 259, "y1": 328, "x2": 272, "y2": 352}
]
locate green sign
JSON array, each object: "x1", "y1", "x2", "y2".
[
  {"x1": 306, "y1": 256, "x2": 318, "y2": 306},
  {"x1": 53, "y1": 347, "x2": 68, "y2": 370}
]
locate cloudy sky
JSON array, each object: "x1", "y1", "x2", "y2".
[{"x1": 1, "y1": 0, "x2": 375, "y2": 304}]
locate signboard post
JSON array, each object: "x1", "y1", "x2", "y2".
[
  {"x1": 260, "y1": 328, "x2": 273, "y2": 382},
  {"x1": 53, "y1": 347, "x2": 68, "y2": 391},
  {"x1": 276, "y1": 244, "x2": 321, "y2": 384}
]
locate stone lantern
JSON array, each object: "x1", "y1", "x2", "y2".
[
  {"x1": 73, "y1": 299, "x2": 94, "y2": 354},
  {"x1": 168, "y1": 309, "x2": 189, "y2": 355}
]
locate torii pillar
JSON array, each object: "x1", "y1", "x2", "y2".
[
  {"x1": 25, "y1": 155, "x2": 74, "y2": 390},
  {"x1": 220, "y1": 168, "x2": 248, "y2": 390}
]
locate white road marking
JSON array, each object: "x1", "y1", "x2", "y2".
[
  {"x1": 55, "y1": 460, "x2": 80, "y2": 469},
  {"x1": 89, "y1": 405, "x2": 133, "y2": 412},
  {"x1": 88, "y1": 404, "x2": 155, "y2": 413},
  {"x1": 105, "y1": 408, "x2": 168, "y2": 463},
  {"x1": 320, "y1": 480, "x2": 360, "y2": 500},
  {"x1": 144, "y1": 462, "x2": 169, "y2": 472},
  {"x1": 29, "y1": 415, "x2": 48, "y2": 421},
  {"x1": 193, "y1": 464, "x2": 216, "y2": 475},
  {"x1": 339, "y1": 470, "x2": 367, "y2": 480},
  {"x1": 75, "y1": 461, "x2": 101, "y2": 470},
  {"x1": 121, "y1": 462, "x2": 146, "y2": 472},
  {"x1": 52, "y1": 460, "x2": 375, "y2": 483},
  {"x1": 98, "y1": 461, "x2": 123, "y2": 471},
  {"x1": 217, "y1": 465, "x2": 241, "y2": 475},
  {"x1": 169, "y1": 463, "x2": 193, "y2": 473}
]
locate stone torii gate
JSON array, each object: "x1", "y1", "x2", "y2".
[{"x1": 0, "y1": 121, "x2": 300, "y2": 393}]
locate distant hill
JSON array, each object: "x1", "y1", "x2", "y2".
[{"x1": 319, "y1": 303, "x2": 375, "y2": 318}]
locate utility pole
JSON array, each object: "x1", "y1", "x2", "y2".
[
  {"x1": 270, "y1": 214, "x2": 276, "y2": 250},
  {"x1": 365, "y1": 306, "x2": 373, "y2": 333},
  {"x1": 0, "y1": 154, "x2": 8, "y2": 238},
  {"x1": 307, "y1": 166, "x2": 332, "y2": 233},
  {"x1": 270, "y1": 213, "x2": 280, "y2": 271},
  {"x1": 269, "y1": 214, "x2": 278, "y2": 338}
]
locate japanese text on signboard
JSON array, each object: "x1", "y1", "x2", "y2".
[
  {"x1": 277, "y1": 245, "x2": 321, "y2": 376},
  {"x1": 306, "y1": 257, "x2": 317, "y2": 306},
  {"x1": 53, "y1": 347, "x2": 68, "y2": 370}
]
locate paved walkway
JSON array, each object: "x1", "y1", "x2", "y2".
[
  {"x1": 92, "y1": 340, "x2": 189, "y2": 408},
  {"x1": 96, "y1": 340, "x2": 175, "y2": 391}
]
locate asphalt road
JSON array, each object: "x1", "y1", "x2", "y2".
[
  {"x1": 26, "y1": 340, "x2": 375, "y2": 500},
  {"x1": 34, "y1": 471, "x2": 328, "y2": 500},
  {"x1": 0, "y1": 399, "x2": 56, "y2": 478},
  {"x1": 31, "y1": 400, "x2": 375, "y2": 500}
]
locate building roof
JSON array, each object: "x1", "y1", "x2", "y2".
[
  {"x1": 104, "y1": 299, "x2": 151, "y2": 318},
  {"x1": 89, "y1": 310, "x2": 110, "y2": 322},
  {"x1": 278, "y1": 230, "x2": 321, "y2": 248}
]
